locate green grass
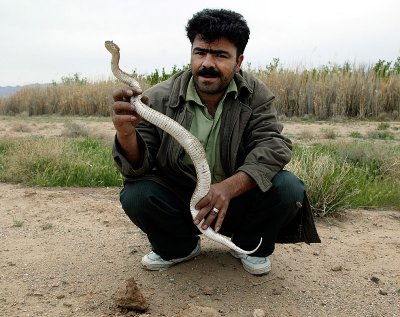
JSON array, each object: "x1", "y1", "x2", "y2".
[
  {"x1": 41, "y1": 223, "x2": 53, "y2": 230},
  {"x1": 288, "y1": 145, "x2": 357, "y2": 216},
  {"x1": 0, "y1": 136, "x2": 122, "y2": 187},
  {"x1": 1, "y1": 134, "x2": 399, "y2": 217},
  {"x1": 288, "y1": 141, "x2": 400, "y2": 216},
  {"x1": 349, "y1": 131, "x2": 363, "y2": 138},
  {"x1": 377, "y1": 122, "x2": 390, "y2": 130},
  {"x1": 13, "y1": 220, "x2": 25, "y2": 228}
]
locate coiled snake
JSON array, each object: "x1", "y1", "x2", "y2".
[{"x1": 105, "y1": 40, "x2": 261, "y2": 254}]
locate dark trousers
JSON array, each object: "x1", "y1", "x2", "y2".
[{"x1": 120, "y1": 170, "x2": 305, "y2": 260}]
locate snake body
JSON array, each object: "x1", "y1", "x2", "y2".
[{"x1": 105, "y1": 40, "x2": 261, "y2": 254}]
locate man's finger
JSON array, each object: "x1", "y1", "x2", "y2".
[
  {"x1": 113, "y1": 101, "x2": 136, "y2": 114},
  {"x1": 113, "y1": 113, "x2": 141, "y2": 125},
  {"x1": 112, "y1": 87, "x2": 142, "y2": 101},
  {"x1": 214, "y1": 208, "x2": 226, "y2": 232}
]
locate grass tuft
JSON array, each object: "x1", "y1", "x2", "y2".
[
  {"x1": 13, "y1": 220, "x2": 25, "y2": 228},
  {"x1": 287, "y1": 142, "x2": 400, "y2": 215},
  {"x1": 41, "y1": 223, "x2": 53, "y2": 230},
  {"x1": 288, "y1": 146, "x2": 357, "y2": 216},
  {"x1": 61, "y1": 121, "x2": 89, "y2": 138},
  {"x1": 0, "y1": 136, "x2": 122, "y2": 187},
  {"x1": 349, "y1": 131, "x2": 363, "y2": 138}
]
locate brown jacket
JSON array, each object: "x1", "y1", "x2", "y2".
[{"x1": 113, "y1": 70, "x2": 320, "y2": 244}]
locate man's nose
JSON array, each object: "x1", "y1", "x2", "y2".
[{"x1": 202, "y1": 53, "x2": 216, "y2": 68}]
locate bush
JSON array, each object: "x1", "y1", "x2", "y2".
[
  {"x1": 287, "y1": 146, "x2": 358, "y2": 216},
  {"x1": 287, "y1": 142, "x2": 400, "y2": 216}
]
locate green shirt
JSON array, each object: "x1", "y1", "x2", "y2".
[{"x1": 182, "y1": 78, "x2": 238, "y2": 183}]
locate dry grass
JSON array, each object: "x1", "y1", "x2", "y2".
[
  {"x1": 0, "y1": 78, "x2": 150, "y2": 117},
  {"x1": 61, "y1": 121, "x2": 89, "y2": 138},
  {"x1": 256, "y1": 67, "x2": 400, "y2": 119},
  {"x1": 0, "y1": 68, "x2": 399, "y2": 119}
]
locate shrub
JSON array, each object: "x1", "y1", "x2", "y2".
[
  {"x1": 287, "y1": 142, "x2": 400, "y2": 215},
  {"x1": 321, "y1": 128, "x2": 337, "y2": 139},
  {"x1": 287, "y1": 146, "x2": 358, "y2": 216},
  {"x1": 349, "y1": 131, "x2": 363, "y2": 138},
  {"x1": 61, "y1": 121, "x2": 89, "y2": 138}
]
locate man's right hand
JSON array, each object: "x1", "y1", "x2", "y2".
[
  {"x1": 111, "y1": 87, "x2": 149, "y2": 164},
  {"x1": 112, "y1": 87, "x2": 149, "y2": 137}
]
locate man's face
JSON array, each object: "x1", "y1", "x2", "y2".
[{"x1": 191, "y1": 35, "x2": 244, "y2": 96}]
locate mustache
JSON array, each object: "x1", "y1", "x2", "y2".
[{"x1": 197, "y1": 68, "x2": 221, "y2": 77}]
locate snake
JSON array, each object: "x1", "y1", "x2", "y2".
[{"x1": 105, "y1": 40, "x2": 261, "y2": 254}]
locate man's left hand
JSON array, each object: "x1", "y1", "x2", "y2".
[{"x1": 194, "y1": 182, "x2": 232, "y2": 232}]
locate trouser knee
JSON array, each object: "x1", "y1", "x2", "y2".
[
  {"x1": 228, "y1": 171, "x2": 306, "y2": 256},
  {"x1": 119, "y1": 181, "x2": 156, "y2": 226},
  {"x1": 269, "y1": 170, "x2": 306, "y2": 211},
  {"x1": 119, "y1": 180, "x2": 198, "y2": 259}
]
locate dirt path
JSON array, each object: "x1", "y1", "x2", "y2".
[{"x1": 1, "y1": 183, "x2": 399, "y2": 317}]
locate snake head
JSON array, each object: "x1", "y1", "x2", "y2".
[{"x1": 105, "y1": 40, "x2": 120, "y2": 54}]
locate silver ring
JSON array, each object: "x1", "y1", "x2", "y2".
[{"x1": 212, "y1": 207, "x2": 219, "y2": 215}]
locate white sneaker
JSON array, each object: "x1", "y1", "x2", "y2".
[
  {"x1": 230, "y1": 249, "x2": 271, "y2": 275},
  {"x1": 141, "y1": 240, "x2": 201, "y2": 271}
]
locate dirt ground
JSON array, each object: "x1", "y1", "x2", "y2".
[{"x1": 0, "y1": 117, "x2": 400, "y2": 317}]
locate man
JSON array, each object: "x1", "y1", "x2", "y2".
[{"x1": 112, "y1": 8, "x2": 320, "y2": 276}]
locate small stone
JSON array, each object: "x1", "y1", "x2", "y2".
[
  {"x1": 253, "y1": 308, "x2": 266, "y2": 317},
  {"x1": 379, "y1": 289, "x2": 388, "y2": 296},
  {"x1": 331, "y1": 265, "x2": 343, "y2": 272},
  {"x1": 313, "y1": 251, "x2": 320, "y2": 256},
  {"x1": 370, "y1": 276, "x2": 380, "y2": 284},
  {"x1": 203, "y1": 286, "x2": 215, "y2": 295},
  {"x1": 272, "y1": 288, "x2": 282, "y2": 295},
  {"x1": 63, "y1": 302, "x2": 72, "y2": 307},
  {"x1": 56, "y1": 294, "x2": 65, "y2": 299},
  {"x1": 128, "y1": 246, "x2": 138, "y2": 255}
]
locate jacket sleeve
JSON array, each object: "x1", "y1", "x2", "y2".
[
  {"x1": 237, "y1": 78, "x2": 292, "y2": 192},
  {"x1": 112, "y1": 117, "x2": 160, "y2": 179}
]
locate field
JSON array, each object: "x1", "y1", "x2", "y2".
[{"x1": 0, "y1": 116, "x2": 399, "y2": 317}]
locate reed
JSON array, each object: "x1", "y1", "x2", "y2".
[
  {"x1": 0, "y1": 61, "x2": 399, "y2": 119},
  {"x1": 256, "y1": 65, "x2": 400, "y2": 119}
]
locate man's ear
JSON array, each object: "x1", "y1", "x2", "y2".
[{"x1": 235, "y1": 55, "x2": 244, "y2": 72}]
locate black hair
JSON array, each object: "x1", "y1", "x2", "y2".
[{"x1": 185, "y1": 9, "x2": 250, "y2": 56}]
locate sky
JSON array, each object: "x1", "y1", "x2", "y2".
[{"x1": 1, "y1": 0, "x2": 399, "y2": 86}]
